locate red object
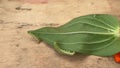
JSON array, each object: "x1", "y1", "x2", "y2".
[{"x1": 114, "y1": 52, "x2": 120, "y2": 63}]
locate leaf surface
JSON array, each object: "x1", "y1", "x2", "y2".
[{"x1": 28, "y1": 14, "x2": 120, "y2": 56}]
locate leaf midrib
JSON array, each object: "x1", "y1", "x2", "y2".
[{"x1": 37, "y1": 31, "x2": 114, "y2": 35}]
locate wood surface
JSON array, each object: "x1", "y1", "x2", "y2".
[{"x1": 0, "y1": 0, "x2": 120, "y2": 68}]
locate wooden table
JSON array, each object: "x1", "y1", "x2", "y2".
[{"x1": 0, "y1": 0, "x2": 120, "y2": 68}]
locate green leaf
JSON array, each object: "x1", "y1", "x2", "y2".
[{"x1": 28, "y1": 14, "x2": 120, "y2": 56}]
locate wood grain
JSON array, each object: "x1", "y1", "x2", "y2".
[{"x1": 0, "y1": 0, "x2": 120, "y2": 68}]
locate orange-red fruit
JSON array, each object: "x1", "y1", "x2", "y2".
[{"x1": 114, "y1": 52, "x2": 120, "y2": 63}]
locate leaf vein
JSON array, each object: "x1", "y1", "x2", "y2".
[
  {"x1": 84, "y1": 17, "x2": 116, "y2": 30},
  {"x1": 60, "y1": 36, "x2": 114, "y2": 44}
]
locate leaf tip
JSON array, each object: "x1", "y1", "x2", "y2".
[{"x1": 27, "y1": 30, "x2": 41, "y2": 42}]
